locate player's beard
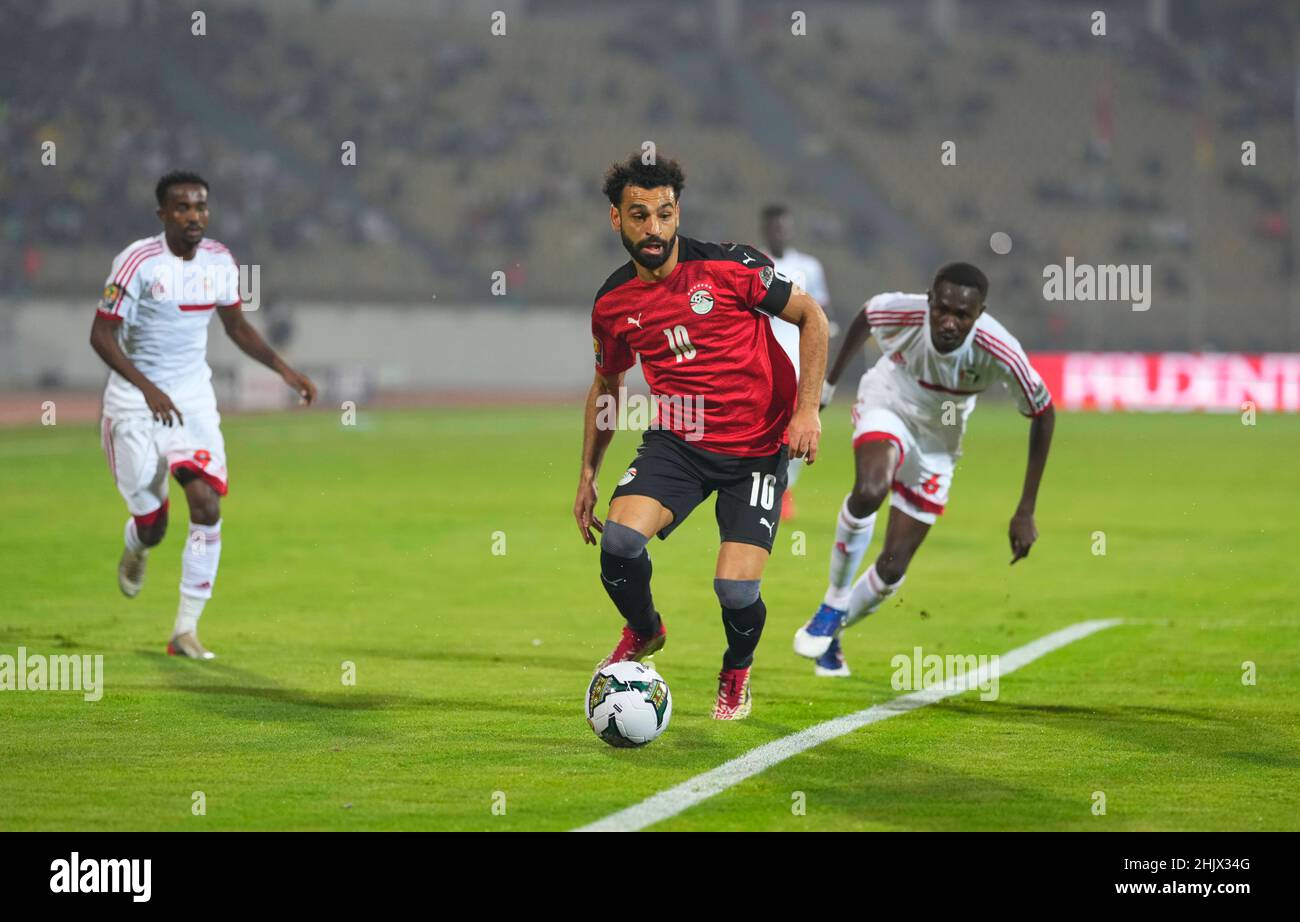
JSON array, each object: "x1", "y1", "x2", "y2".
[{"x1": 622, "y1": 230, "x2": 676, "y2": 271}]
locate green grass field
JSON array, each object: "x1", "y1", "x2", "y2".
[{"x1": 1, "y1": 403, "x2": 1298, "y2": 831}]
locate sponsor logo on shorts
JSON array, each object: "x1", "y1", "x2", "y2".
[{"x1": 618, "y1": 467, "x2": 637, "y2": 486}]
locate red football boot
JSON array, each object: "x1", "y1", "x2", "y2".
[
  {"x1": 596, "y1": 620, "x2": 666, "y2": 670},
  {"x1": 712, "y1": 665, "x2": 753, "y2": 720}
]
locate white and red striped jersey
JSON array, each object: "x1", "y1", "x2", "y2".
[
  {"x1": 97, "y1": 234, "x2": 241, "y2": 413},
  {"x1": 856, "y1": 291, "x2": 1051, "y2": 450}
]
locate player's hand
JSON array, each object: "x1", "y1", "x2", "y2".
[
  {"x1": 574, "y1": 478, "x2": 604, "y2": 545},
  {"x1": 282, "y1": 367, "x2": 317, "y2": 406},
  {"x1": 788, "y1": 407, "x2": 821, "y2": 464},
  {"x1": 1009, "y1": 511, "x2": 1037, "y2": 564},
  {"x1": 142, "y1": 384, "x2": 183, "y2": 427}
]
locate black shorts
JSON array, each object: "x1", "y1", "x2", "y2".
[{"x1": 609, "y1": 430, "x2": 789, "y2": 551}]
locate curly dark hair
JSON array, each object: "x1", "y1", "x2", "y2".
[
  {"x1": 601, "y1": 152, "x2": 685, "y2": 207},
  {"x1": 155, "y1": 170, "x2": 209, "y2": 206},
  {"x1": 933, "y1": 261, "x2": 989, "y2": 299}
]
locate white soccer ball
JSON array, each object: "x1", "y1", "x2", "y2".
[{"x1": 585, "y1": 661, "x2": 672, "y2": 747}]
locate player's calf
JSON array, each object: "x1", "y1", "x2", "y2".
[
  {"x1": 714, "y1": 579, "x2": 762, "y2": 719},
  {"x1": 596, "y1": 522, "x2": 666, "y2": 668},
  {"x1": 118, "y1": 502, "x2": 168, "y2": 598},
  {"x1": 844, "y1": 563, "x2": 905, "y2": 628},
  {"x1": 846, "y1": 472, "x2": 891, "y2": 520},
  {"x1": 170, "y1": 478, "x2": 224, "y2": 657},
  {"x1": 716, "y1": 578, "x2": 765, "y2": 672}
]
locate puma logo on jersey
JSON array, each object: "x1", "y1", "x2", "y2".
[
  {"x1": 741, "y1": 252, "x2": 757, "y2": 265},
  {"x1": 626, "y1": 313, "x2": 643, "y2": 329},
  {"x1": 759, "y1": 517, "x2": 775, "y2": 537}
]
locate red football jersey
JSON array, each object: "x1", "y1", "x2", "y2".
[{"x1": 591, "y1": 236, "x2": 797, "y2": 456}]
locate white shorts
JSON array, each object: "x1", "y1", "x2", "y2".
[
  {"x1": 850, "y1": 404, "x2": 953, "y2": 525},
  {"x1": 100, "y1": 408, "x2": 229, "y2": 519}
]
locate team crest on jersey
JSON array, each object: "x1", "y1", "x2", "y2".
[
  {"x1": 959, "y1": 367, "x2": 981, "y2": 384},
  {"x1": 149, "y1": 277, "x2": 167, "y2": 300},
  {"x1": 618, "y1": 467, "x2": 637, "y2": 486},
  {"x1": 759, "y1": 266, "x2": 774, "y2": 289},
  {"x1": 592, "y1": 336, "x2": 604, "y2": 367},
  {"x1": 689, "y1": 282, "x2": 714, "y2": 315},
  {"x1": 98, "y1": 283, "x2": 123, "y2": 310}
]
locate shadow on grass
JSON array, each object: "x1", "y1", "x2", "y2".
[{"x1": 942, "y1": 697, "x2": 1300, "y2": 770}]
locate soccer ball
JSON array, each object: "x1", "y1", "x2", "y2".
[{"x1": 585, "y1": 661, "x2": 672, "y2": 747}]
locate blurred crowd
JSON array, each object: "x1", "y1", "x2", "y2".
[{"x1": 1, "y1": 0, "x2": 1294, "y2": 349}]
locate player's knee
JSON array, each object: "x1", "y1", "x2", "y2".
[
  {"x1": 848, "y1": 475, "x2": 890, "y2": 518},
  {"x1": 188, "y1": 494, "x2": 220, "y2": 526},
  {"x1": 714, "y1": 578, "x2": 761, "y2": 610},
  {"x1": 600, "y1": 521, "x2": 650, "y2": 559},
  {"x1": 137, "y1": 520, "x2": 167, "y2": 546}
]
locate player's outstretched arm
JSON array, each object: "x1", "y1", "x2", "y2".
[
  {"x1": 574, "y1": 370, "x2": 623, "y2": 545},
  {"x1": 821, "y1": 306, "x2": 873, "y2": 407},
  {"x1": 89, "y1": 313, "x2": 184, "y2": 426},
  {"x1": 217, "y1": 306, "x2": 317, "y2": 405},
  {"x1": 1010, "y1": 404, "x2": 1056, "y2": 564}
]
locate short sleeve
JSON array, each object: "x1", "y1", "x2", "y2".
[
  {"x1": 977, "y1": 329, "x2": 1053, "y2": 417},
  {"x1": 96, "y1": 248, "x2": 146, "y2": 322},
  {"x1": 725, "y1": 244, "x2": 792, "y2": 317},
  {"x1": 864, "y1": 292, "x2": 927, "y2": 336},
  {"x1": 592, "y1": 311, "x2": 634, "y2": 377}
]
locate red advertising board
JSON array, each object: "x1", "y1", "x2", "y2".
[{"x1": 1029, "y1": 353, "x2": 1300, "y2": 412}]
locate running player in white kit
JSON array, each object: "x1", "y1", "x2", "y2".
[
  {"x1": 793, "y1": 263, "x2": 1055, "y2": 676},
  {"x1": 761, "y1": 204, "x2": 831, "y2": 521},
  {"x1": 90, "y1": 171, "x2": 317, "y2": 660}
]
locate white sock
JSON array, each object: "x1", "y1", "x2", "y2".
[
  {"x1": 786, "y1": 457, "x2": 804, "y2": 490},
  {"x1": 823, "y1": 497, "x2": 876, "y2": 610},
  {"x1": 124, "y1": 518, "x2": 148, "y2": 556},
  {"x1": 845, "y1": 563, "x2": 904, "y2": 628},
  {"x1": 174, "y1": 594, "x2": 206, "y2": 637},
  {"x1": 177, "y1": 519, "x2": 222, "y2": 632}
]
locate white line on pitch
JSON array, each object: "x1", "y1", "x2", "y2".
[{"x1": 574, "y1": 618, "x2": 1123, "y2": 832}]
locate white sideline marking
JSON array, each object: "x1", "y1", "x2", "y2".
[{"x1": 575, "y1": 618, "x2": 1122, "y2": 832}]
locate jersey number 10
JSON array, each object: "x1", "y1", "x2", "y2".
[{"x1": 663, "y1": 325, "x2": 696, "y2": 363}]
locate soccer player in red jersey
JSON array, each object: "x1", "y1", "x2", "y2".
[{"x1": 573, "y1": 153, "x2": 829, "y2": 719}]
